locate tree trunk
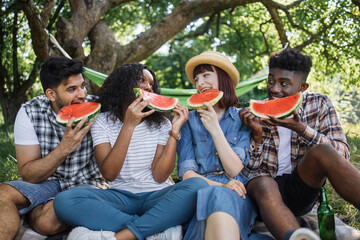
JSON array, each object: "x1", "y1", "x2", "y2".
[{"x1": 1, "y1": 94, "x2": 28, "y2": 124}]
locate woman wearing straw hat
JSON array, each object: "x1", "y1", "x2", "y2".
[{"x1": 177, "y1": 51, "x2": 272, "y2": 240}]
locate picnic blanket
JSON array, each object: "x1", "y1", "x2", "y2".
[{"x1": 15, "y1": 207, "x2": 360, "y2": 240}]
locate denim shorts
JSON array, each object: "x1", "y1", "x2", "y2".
[{"x1": 2, "y1": 180, "x2": 61, "y2": 215}]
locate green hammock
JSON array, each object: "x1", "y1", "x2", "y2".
[
  {"x1": 83, "y1": 67, "x2": 267, "y2": 107},
  {"x1": 47, "y1": 30, "x2": 267, "y2": 106}
]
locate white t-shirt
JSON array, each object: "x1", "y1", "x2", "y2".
[
  {"x1": 91, "y1": 112, "x2": 173, "y2": 193},
  {"x1": 276, "y1": 126, "x2": 292, "y2": 176},
  {"x1": 14, "y1": 106, "x2": 39, "y2": 145},
  {"x1": 14, "y1": 106, "x2": 64, "y2": 145}
]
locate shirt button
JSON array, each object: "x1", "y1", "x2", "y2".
[
  {"x1": 216, "y1": 167, "x2": 219, "y2": 171},
  {"x1": 215, "y1": 152, "x2": 218, "y2": 155},
  {"x1": 234, "y1": 137, "x2": 237, "y2": 140}
]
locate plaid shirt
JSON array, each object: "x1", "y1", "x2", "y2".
[
  {"x1": 23, "y1": 95, "x2": 107, "y2": 190},
  {"x1": 242, "y1": 91, "x2": 350, "y2": 180}
]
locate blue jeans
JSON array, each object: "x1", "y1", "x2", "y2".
[
  {"x1": 2, "y1": 180, "x2": 61, "y2": 215},
  {"x1": 54, "y1": 178, "x2": 208, "y2": 240}
]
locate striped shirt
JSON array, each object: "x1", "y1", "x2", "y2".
[
  {"x1": 242, "y1": 91, "x2": 350, "y2": 179},
  {"x1": 91, "y1": 112, "x2": 173, "y2": 193}
]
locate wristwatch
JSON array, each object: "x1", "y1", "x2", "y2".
[{"x1": 169, "y1": 130, "x2": 181, "y2": 141}]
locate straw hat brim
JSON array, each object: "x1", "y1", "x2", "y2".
[{"x1": 185, "y1": 51, "x2": 239, "y2": 88}]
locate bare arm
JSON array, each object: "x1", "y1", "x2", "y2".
[
  {"x1": 182, "y1": 170, "x2": 246, "y2": 198},
  {"x1": 151, "y1": 104, "x2": 189, "y2": 183},
  {"x1": 17, "y1": 117, "x2": 92, "y2": 183},
  {"x1": 198, "y1": 103, "x2": 243, "y2": 178},
  {"x1": 95, "y1": 96, "x2": 155, "y2": 181}
]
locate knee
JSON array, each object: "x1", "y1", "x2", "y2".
[
  {"x1": 0, "y1": 184, "x2": 13, "y2": 201},
  {"x1": 0, "y1": 184, "x2": 29, "y2": 208},
  {"x1": 183, "y1": 177, "x2": 209, "y2": 190},
  {"x1": 28, "y1": 204, "x2": 68, "y2": 235},
  {"x1": 305, "y1": 143, "x2": 340, "y2": 166},
  {"x1": 247, "y1": 177, "x2": 281, "y2": 204},
  {"x1": 30, "y1": 213, "x2": 67, "y2": 235},
  {"x1": 307, "y1": 143, "x2": 335, "y2": 159},
  {"x1": 53, "y1": 189, "x2": 79, "y2": 218}
]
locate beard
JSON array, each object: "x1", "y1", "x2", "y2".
[{"x1": 54, "y1": 96, "x2": 68, "y2": 111}]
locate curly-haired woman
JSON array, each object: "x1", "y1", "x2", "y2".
[{"x1": 53, "y1": 63, "x2": 208, "y2": 240}]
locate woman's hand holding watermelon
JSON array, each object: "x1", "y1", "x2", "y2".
[
  {"x1": 123, "y1": 95, "x2": 155, "y2": 128},
  {"x1": 171, "y1": 103, "x2": 189, "y2": 134},
  {"x1": 197, "y1": 102, "x2": 221, "y2": 136}
]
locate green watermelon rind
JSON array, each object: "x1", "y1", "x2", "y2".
[
  {"x1": 250, "y1": 92, "x2": 303, "y2": 119},
  {"x1": 134, "y1": 88, "x2": 179, "y2": 112},
  {"x1": 56, "y1": 103, "x2": 101, "y2": 127},
  {"x1": 187, "y1": 91, "x2": 224, "y2": 110}
]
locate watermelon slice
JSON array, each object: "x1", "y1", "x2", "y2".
[
  {"x1": 250, "y1": 92, "x2": 303, "y2": 119},
  {"x1": 134, "y1": 88, "x2": 179, "y2": 112},
  {"x1": 187, "y1": 89, "x2": 224, "y2": 109},
  {"x1": 56, "y1": 102, "x2": 101, "y2": 127}
]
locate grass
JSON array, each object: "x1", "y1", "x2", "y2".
[
  {"x1": 0, "y1": 124, "x2": 20, "y2": 182},
  {"x1": 325, "y1": 122, "x2": 360, "y2": 230},
  {"x1": 0, "y1": 121, "x2": 359, "y2": 229}
]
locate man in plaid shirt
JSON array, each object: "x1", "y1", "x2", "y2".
[
  {"x1": 240, "y1": 49, "x2": 360, "y2": 240},
  {"x1": 0, "y1": 57, "x2": 106, "y2": 239}
]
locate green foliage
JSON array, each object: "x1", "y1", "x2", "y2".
[
  {"x1": 0, "y1": 123, "x2": 20, "y2": 182},
  {"x1": 309, "y1": 73, "x2": 360, "y2": 124},
  {"x1": 326, "y1": 123, "x2": 360, "y2": 230}
]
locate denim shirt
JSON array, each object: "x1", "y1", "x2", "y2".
[{"x1": 177, "y1": 107, "x2": 250, "y2": 184}]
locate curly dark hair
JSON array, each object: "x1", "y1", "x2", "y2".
[
  {"x1": 269, "y1": 48, "x2": 312, "y2": 81},
  {"x1": 40, "y1": 57, "x2": 83, "y2": 93},
  {"x1": 96, "y1": 63, "x2": 167, "y2": 128}
]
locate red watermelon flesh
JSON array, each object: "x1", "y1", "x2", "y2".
[
  {"x1": 56, "y1": 102, "x2": 101, "y2": 127},
  {"x1": 250, "y1": 92, "x2": 303, "y2": 119},
  {"x1": 187, "y1": 89, "x2": 223, "y2": 109},
  {"x1": 134, "y1": 88, "x2": 179, "y2": 111}
]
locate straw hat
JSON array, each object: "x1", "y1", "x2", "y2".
[{"x1": 185, "y1": 51, "x2": 239, "y2": 87}]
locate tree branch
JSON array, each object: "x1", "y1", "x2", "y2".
[
  {"x1": 115, "y1": 0, "x2": 259, "y2": 66},
  {"x1": 41, "y1": 0, "x2": 56, "y2": 25},
  {"x1": 19, "y1": 0, "x2": 49, "y2": 61},
  {"x1": 175, "y1": 14, "x2": 216, "y2": 41},
  {"x1": 47, "y1": 0, "x2": 65, "y2": 31},
  {"x1": 12, "y1": 10, "x2": 19, "y2": 89},
  {"x1": 259, "y1": 0, "x2": 288, "y2": 47}
]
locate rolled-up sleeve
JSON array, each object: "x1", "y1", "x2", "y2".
[{"x1": 177, "y1": 121, "x2": 199, "y2": 179}]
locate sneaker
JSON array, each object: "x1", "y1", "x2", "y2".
[
  {"x1": 67, "y1": 226, "x2": 116, "y2": 240},
  {"x1": 289, "y1": 228, "x2": 320, "y2": 240},
  {"x1": 146, "y1": 225, "x2": 183, "y2": 240}
]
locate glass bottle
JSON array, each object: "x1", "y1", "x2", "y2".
[{"x1": 317, "y1": 187, "x2": 336, "y2": 240}]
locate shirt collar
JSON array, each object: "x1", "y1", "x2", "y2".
[{"x1": 224, "y1": 107, "x2": 237, "y2": 120}]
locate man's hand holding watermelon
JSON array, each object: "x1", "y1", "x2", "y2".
[{"x1": 58, "y1": 116, "x2": 93, "y2": 156}]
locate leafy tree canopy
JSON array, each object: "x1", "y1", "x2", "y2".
[{"x1": 0, "y1": 0, "x2": 359, "y2": 123}]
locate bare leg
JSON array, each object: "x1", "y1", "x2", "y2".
[
  {"x1": 114, "y1": 228, "x2": 137, "y2": 240},
  {"x1": 0, "y1": 184, "x2": 30, "y2": 240},
  {"x1": 247, "y1": 177, "x2": 299, "y2": 240},
  {"x1": 205, "y1": 212, "x2": 240, "y2": 240},
  {"x1": 298, "y1": 143, "x2": 360, "y2": 206},
  {"x1": 28, "y1": 200, "x2": 69, "y2": 235}
]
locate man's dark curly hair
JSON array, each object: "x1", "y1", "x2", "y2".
[
  {"x1": 269, "y1": 48, "x2": 312, "y2": 81},
  {"x1": 96, "y1": 63, "x2": 167, "y2": 128}
]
